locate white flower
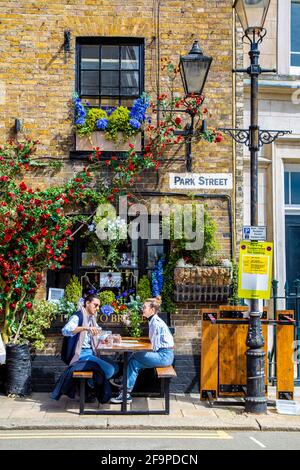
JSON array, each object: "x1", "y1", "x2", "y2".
[{"x1": 95, "y1": 216, "x2": 127, "y2": 241}]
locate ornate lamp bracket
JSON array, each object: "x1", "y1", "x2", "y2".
[{"x1": 218, "y1": 128, "x2": 292, "y2": 150}]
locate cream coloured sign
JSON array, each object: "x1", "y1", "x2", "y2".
[{"x1": 169, "y1": 173, "x2": 233, "y2": 190}]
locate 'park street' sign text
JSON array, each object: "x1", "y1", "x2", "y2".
[{"x1": 169, "y1": 173, "x2": 233, "y2": 190}]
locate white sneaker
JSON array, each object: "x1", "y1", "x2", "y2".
[{"x1": 110, "y1": 392, "x2": 133, "y2": 404}]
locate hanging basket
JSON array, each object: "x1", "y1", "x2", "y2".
[
  {"x1": 5, "y1": 343, "x2": 32, "y2": 397},
  {"x1": 174, "y1": 266, "x2": 232, "y2": 303}
]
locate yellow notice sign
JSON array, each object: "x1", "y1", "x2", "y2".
[{"x1": 238, "y1": 241, "x2": 273, "y2": 300}]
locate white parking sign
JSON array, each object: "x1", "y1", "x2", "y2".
[{"x1": 243, "y1": 226, "x2": 267, "y2": 241}]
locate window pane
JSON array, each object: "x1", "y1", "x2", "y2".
[
  {"x1": 121, "y1": 71, "x2": 139, "y2": 87},
  {"x1": 291, "y1": 172, "x2": 300, "y2": 204},
  {"x1": 81, "y1": 45, "x2": 100, "y2": 70},
  {"x1": 81, "y1": 71, "x2": 99, "y2": 95},
  {"x1": 101, "y1": 70, "x2": 119, "y2": 87},
  {"x1": 121, "y1": 88, "x2": 139, "y2": 96},
  {"x1": 291, "y1": 54, "x2": 300, "y2": 67},
  {"x1": 285, "y1": 171, "x2": 290, "y2": 205},
  {"x1": 101, "y1": 87, "x2": 119, "y2": 96},
  {"x1": 101, "y1": 46, "x2": 119, "y2": 70},
  {"x1": 121, "y1": 46, "x2": 139, "y2": 70},
  {"x1": 291, "y1": 2, "x2": 300, "y2": 53},
  {"x1": 121, "y1": 71, "x2": 139, "y2": 95}
]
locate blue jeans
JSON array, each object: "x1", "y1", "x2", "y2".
[
  {"x1": 127, "y1": 348, "x2": 174, "y2": 391},
  {"x1": 79, "y1": 348, "x2": 118, "y2": 380}
]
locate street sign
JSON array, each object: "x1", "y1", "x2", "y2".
[
  {"x1": 169, "y1": 173, "x2": 233, "y2": 190},
  {"x1": 243, "y1": 225, "x2": 267, "y2": 241},
  {"x1": 238, "y1": 241, "x2": 273, "y2": 300}
]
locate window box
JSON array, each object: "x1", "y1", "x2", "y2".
[{"x1": 75, "y1": 131, "x2": 142, "y2": 152}]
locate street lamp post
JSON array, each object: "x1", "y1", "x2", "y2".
[{"x1": 220, "y1": 0, "x2": 292, "y2": 413}]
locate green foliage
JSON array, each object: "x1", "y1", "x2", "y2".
[
  {"x1": 161, "y1": 251, "x2": 178, "y2": 314},
  {"x1": 228, "y1": 261, "x2": 241, "y2": 306},
  {"x1": 137, "y1": 275, "x2": 151, "y2": 302},
  {"x1": 83, "y1": 231, "x2": 120, "y2": 269},
  {"x1": 125, "y1": 296, "x2": 143, "y2": 337},
  {"x1": 19, "y1": 300, "x2": 57, "y2": 350},
  {"x1": 99, "y1": 290, "x2": 116, "y2": 306},
  {"x1": 162, "y1": 205, "x2": 220, "y2": 313},
  {"x1": 64, "y1": 275, "x2": 82, "y2": 305},
  {"x1": 86, "y1": 108, "x2": 108, "y2": 132},
  {"x1": 106, "y1": 106, "x2": 135, "y2": 141},
  {"x1": 169, "y1": 206, "x2": 219, "y2": 265}
]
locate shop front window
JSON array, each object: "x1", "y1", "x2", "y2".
[{"x1": 46, "y1": 218, "x2": 168, "y2": 298}]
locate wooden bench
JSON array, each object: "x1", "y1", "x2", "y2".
[
  {"x1": 73, "y1": 365, "x2": 177, "y2": 415},
  {"x1": 156, "y1": 365, "x2": 177, "y2": 415},
  {"x1": 72, "y1": 371, "x2": 93, "y2": 414}
]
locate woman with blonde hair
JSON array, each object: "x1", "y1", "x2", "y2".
[{"x1": 111, "y1": 295, "x2": 174, "y2": 404}]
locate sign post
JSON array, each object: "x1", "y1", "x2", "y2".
[{"x1": 238, "y1": 241, "x2": 273, "y2": 300}]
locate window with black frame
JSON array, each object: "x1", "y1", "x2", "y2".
[
  {"x1": 77, "y1": 38, "x2": 144, "y2": 108},
  {"x1": 46, "y1": 218, "x2": 169, "y2": 298}
]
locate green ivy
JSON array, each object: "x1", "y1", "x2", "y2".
[{"x1": 137, "y1": 275, "x2": 151, "y2": 302}]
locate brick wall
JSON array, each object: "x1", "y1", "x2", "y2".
[{"x1": 0, "y1": 1, "x2": 244, "y2": 391}]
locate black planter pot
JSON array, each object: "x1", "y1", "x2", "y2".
[{"x1": 5, "y1": 343, "x2": 31, "y2": 396}]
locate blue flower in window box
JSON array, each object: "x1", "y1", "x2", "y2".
[
  {"x1": 100, "y1": 304, "x2": 114, "y2": 316},
  {"x1": 96, "y1": 118, "x2": 109, "y2": 130}
]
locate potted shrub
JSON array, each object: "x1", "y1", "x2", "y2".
[
  {"x1": 4, "y1": 300, "x2": 57, "y2": 397},
  {"x1": 73, "y1": 94, "x2": 149, "y2": 152}
]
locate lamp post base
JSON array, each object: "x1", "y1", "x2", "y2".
[{"x1": 245, "y1": 347, "x2": 267, "y2": 414}]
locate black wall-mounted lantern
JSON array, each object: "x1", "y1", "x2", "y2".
[
  {"x1": 64, "y1": 30, "x2": 71, "y2": 53},
  {"x1": 14, "y1": 118, "x2": 21, "y2": 133},
  {"x1": 177, "y1": 41, "x2": 212, "y2": 171},
  {"x1": 179, "y1": 41, "x2": 212, "y2": 97}
]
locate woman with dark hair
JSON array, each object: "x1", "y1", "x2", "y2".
[{"x1": 61, "y1": 294, "x2": 118, "y2": 379}]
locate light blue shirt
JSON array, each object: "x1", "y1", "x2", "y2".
[
  {"x1": 62, "y1": 314, "x2": 97, "y2": 349},
  {"x1": 148, "y1": 315, "x2": 174, "y2": 352}
]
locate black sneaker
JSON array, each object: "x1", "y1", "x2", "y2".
[
  {"x1": 110, "y1": 392, "x2": 132, "y2": 404},
  {"x1": 109, "y1": 377, "x2": 123, "y2": 389}
]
